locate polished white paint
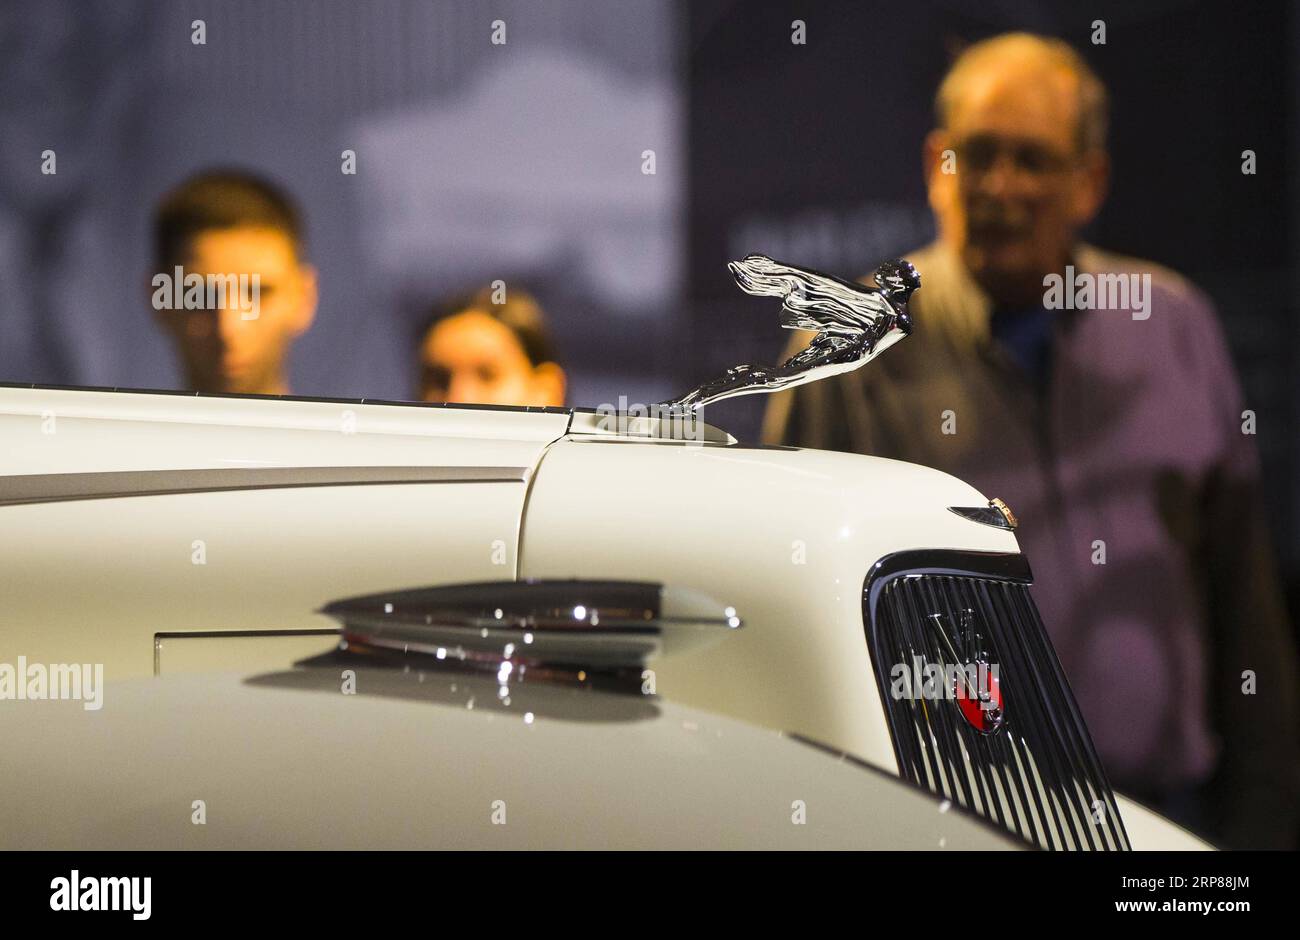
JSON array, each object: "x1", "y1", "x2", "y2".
[
  {"x1": 0, "y1": 670, "x2": 1021, "y2": 850},
  {"x1": 521, "y1": 434, "x2": 1017, "y2": 775},
  {"x1": 0, "y1": 386, "x2": 568, "y2": 679},
  {"x1": 0, "y1": 386, "x2": 1207, "y2": 849},
  {"x1": 1115, "y1": 796, "x2": 1212, "y2": 851},
  {"x1": 0, "y1": 386, "x2": 571, "y2": 472}
]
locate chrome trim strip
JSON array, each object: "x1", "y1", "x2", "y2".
[
  {"x1": 319, "y1": 579, "x2": 741, "y2": 686},
  {"x1": 0, "y1": 466, "x2": 529, "y2": 507}
]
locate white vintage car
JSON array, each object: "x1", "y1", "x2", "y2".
[
  {"x1": 0, "y1": 380, "x2": 1206, "y2": 850},
  {"x1": 0, "y1": 249, "x2": 1211, "y2": 851}
]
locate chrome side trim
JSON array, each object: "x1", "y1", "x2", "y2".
[
  {"x1": 321, "y1": 579, "x2": 740, "y2": 664},
  {"x1": 0, "y1": 466, "x2": 529, "y2": 507}
]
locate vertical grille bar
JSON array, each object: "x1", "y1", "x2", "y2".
[{"x1": 864, "y1": 552, "x2": 1130, "y2": 851}]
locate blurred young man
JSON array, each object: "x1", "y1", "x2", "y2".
[
  {"x1": 417, "y1": 288, "x2": 565, "y2": 408},
  {"x1": 152, "y1": 171, "x2": 317, "y2": 395},
  {"x1": 764, "y1": 33, "x2": 1298, "y2": 848}
]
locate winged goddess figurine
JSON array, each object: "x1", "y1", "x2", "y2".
[{"x1": 663, "y1": 254, "x2": 920, "y2": 413}]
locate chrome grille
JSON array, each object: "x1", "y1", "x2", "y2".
[{"x1": 864, "y1": 551, "x2": 1130, "y2": 851}]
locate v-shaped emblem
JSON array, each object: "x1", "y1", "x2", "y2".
[{"x1": 926, "y1": 607, "x2": 1004, "y2": 734}]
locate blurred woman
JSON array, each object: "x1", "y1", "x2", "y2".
[{"x1": 417, "y1": 288, "x2": 565, "y2": 407}]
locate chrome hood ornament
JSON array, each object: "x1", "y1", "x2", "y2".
[{"x1": 664, "y1": 254, "x2": 920, "y2": 413}]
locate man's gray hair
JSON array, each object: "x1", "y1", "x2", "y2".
[{"x1": 935, "y1": 32, "x2": 1109, "y2": 153}]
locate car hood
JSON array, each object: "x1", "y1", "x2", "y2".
[{"x1": 0, "y1": 665, "x2": 1023, "y2": 850}]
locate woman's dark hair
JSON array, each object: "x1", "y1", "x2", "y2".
[{"x1": 418, "y1": 287, "x2": 559, "y2": 367}]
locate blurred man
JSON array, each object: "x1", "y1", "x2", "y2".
[
  {"x1": 152, "y1": 170, "x2": 317, "y2": 395},
  {"x1": 417, "y1": 288, "x2": 565, "y2": 407},
  {"x1": 764, "y1": 33, "x2": 1298, "y2": 847}
]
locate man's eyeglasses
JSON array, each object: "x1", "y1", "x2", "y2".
[{"x1": 951, "y1": 134, "x2": 1079, "y2": 177}]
